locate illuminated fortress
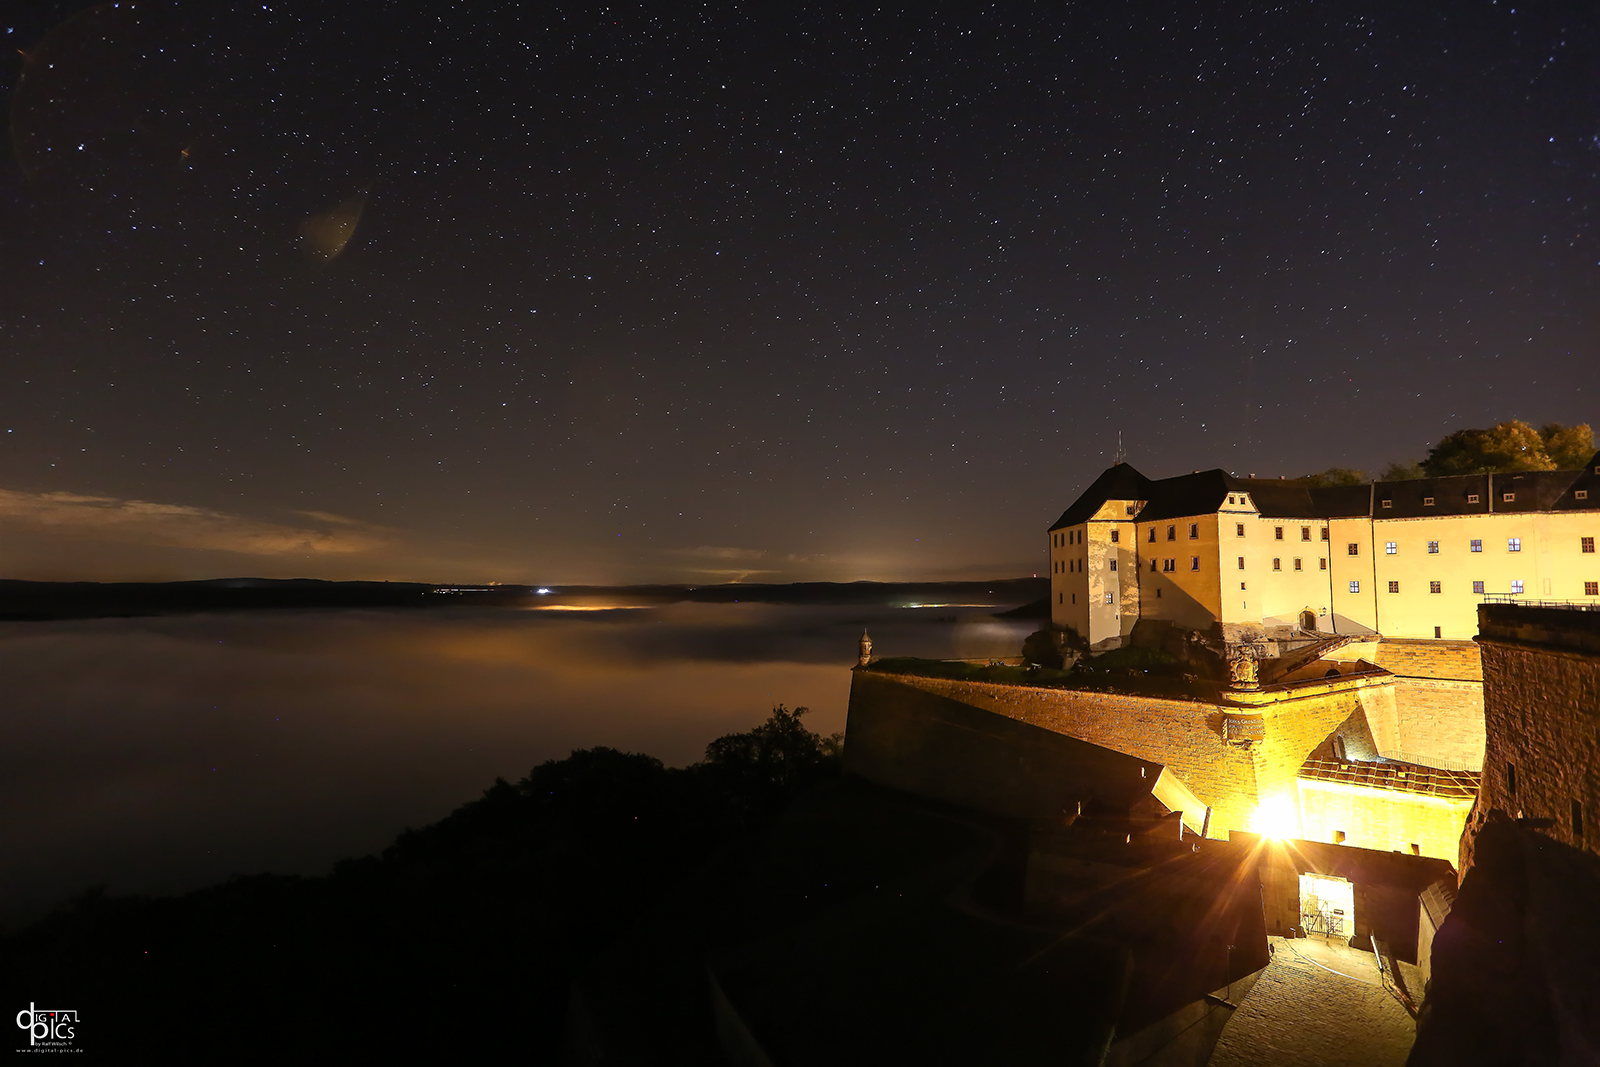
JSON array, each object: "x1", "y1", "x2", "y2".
[{"x1": 1048, "y1": 455, "x2": 1600, "y2": 647}]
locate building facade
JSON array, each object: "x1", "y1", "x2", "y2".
[{"x1": 1048, "y1": 456, "x2": 1600, "y2": 647}]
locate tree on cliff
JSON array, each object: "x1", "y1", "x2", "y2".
[{"x1": 1419, "y1": 420, "x2": 1594, "y2": 476}]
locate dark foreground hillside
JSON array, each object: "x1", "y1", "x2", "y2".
[{"x1": 1, "y1": 707, "x2": 841, "y2": 1063}]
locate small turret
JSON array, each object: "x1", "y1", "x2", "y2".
[{"x1": 858, "y1": 629, "x2": 873, "y2": 667}]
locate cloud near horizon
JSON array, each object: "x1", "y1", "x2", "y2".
[{"x1": 0, "y1": 489, "x2": 390, "y2": 557}]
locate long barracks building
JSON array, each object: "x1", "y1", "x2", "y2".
[{"x1": 1048, "y1": 454, "x2": 1600, "y2": 648}]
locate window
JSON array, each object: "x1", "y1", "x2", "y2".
[
  {"x1": 1509, "y1": 538, "x2": 1522, "y2": 552},
  {"x1": 1163, "y1": 559, "x2": 1175, "y2": 572},
  {"x1": 1109, "y1": 559, "x2": 1117, "y2": 571},
  {"x1": 1579, "y1": 490, "x2": 1590, "y2": 501},
  {"x1": 1189, "y1": 523, "x2": 1199, "y2": 539},
  {"x1": 1072, "y1": 594, "x2": 1076, "y2": 604},
  {"x1": 1191, "y1": 557, "x2": 1200, "y2": 571},
  {"x1": 1473, "y1": 581, "x2": 1485, "y2": 594},
  {"x1": 1126, "y1": 505, "x2": 1137, "y2": 515},
  {"x1": 1424, "y1": 496, "x2": 1435, "y2": 506},
  {"x1": 1301, "y1": 526, "x2": 1311, "y2": 541},
  {"x1": 1148, "y1": 527, "x2": 1156, "y2": 543},
  {"x1": 1382, "y1": 499, "x2": 1393, "y2": 509},
  {"x1": 1151, "y1": 559, "x2": 1158, "y2": 571},
  {"x1": 1273, "y1": 558, "x2": 1281, "y2": 571},
  {"x1": 1319, "y1": 558, "x2": 1327, "y2": 570},
  {"x1": 1428, "y1": 541, "x2": 1439, "y2": 554},
  {"x1": 1430, "y1": 581, "x2": 1441, "y2": 594},
  {"x1": 1574, "y1": 799, "x2": 1584, "y2": 840},
  {"x1": 1503, "y1": 492, "x2": 1515, "y2": 502},
  {"x1": 1388, "y1": 581, "x2": 1400, "y2": 593},
  {"x1": 1275, "y1": 526, "x2": 1284, "y2": 540},
  {"x1": 1236, "y1": 523, "x2": 1245, "y2": 537},
  {"x1": 1240, "y1": 582, "x2": 1247, "y2": 590},
  {"x1": 1468, "y1": 494, "x2": 1480, "y2": 504},
  {"x1": 1348, "y1": 543, "x2": 1359, "y2": 556},
  {"x1": 1320, "y1": 529, "x2": 1329, "y2": 541},
  {"x1": 1386, "y1": 542, "x2": 1397, "y2": 554},
  {"x1": 1294, "y1": 558, "x2": 1303, "y2": 571},
  {"x1": 1167, "y1": 525, "x2": 1176, "y2": 541},
  {"x1": 1433, "y1": 629, "x2": 1441, "y2": 640},
  {"x1": 1586, "y1": 582, "x2": 1599, "y2": 596},
  {"x1": 1584, "y1": 537, "x2": 1595, "y2": 554},
  {"x1": 1471, "y1": 539, "x2": 1483, "y2": 553},
  {"x1": 1156, "y1": 588, "x2": 1162, "y2": 598},
  {"x1": 1238, "y1": 556, "x2": 1246, "y2": 570},
  {"x1": 1511, "y1": 579, "x2": 1524, "y2": 594},
  {"x1": 1350, "y1": 581, "x2": 1361, "y2": 593},
  {"x1": 1110, "y1": 529, "x2": 1120, "y2": 544},
  {"x1": 1105, "y1": 592, "x2": 1114, "y2": 604}
]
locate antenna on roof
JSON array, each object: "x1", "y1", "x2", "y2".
[{"x1": 1113, "y1": 431, "x2": 1127, "y2": 466}]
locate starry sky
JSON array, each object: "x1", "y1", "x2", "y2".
[{"x1": 0, "y1": 0, "x2": 1595, "y2": 584}]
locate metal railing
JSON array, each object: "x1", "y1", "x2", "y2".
[{"x1": 1480, "y1": 595, "x2": 1600, "y2": 611}]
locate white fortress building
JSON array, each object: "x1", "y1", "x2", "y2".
[{"x1": 1048, "y1": 456, "x2": 1600, "y2": 647}]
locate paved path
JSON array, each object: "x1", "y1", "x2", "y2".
[{"x1": 1208, "y1": 937, "x2": 1414, "y2": 1067}]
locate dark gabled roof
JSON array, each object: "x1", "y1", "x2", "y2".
[
  {"x1": 1371, "y1": 474, "x2": 1491, "y2": 518},
  {"x1": 1049, "y1": 463, "x2": 1153, "y2": 530},
  {"x1": 1050, "y1": 453, "x2": 1600, "y2": 532},
  {"x1": 1134, "y1": 470, "x2": 1231, "y2": 523},
  {"x1": 1548, "y1": 451, "x2": 1600, "y2": 512}
]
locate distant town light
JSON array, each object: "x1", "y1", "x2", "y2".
[{"x1": 536, "y1": 588, "x2": 551, "y2": 595}]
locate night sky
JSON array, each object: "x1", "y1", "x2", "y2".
[{"x1": 1, "y1": 0, "x2": 1595, "y2": 583}]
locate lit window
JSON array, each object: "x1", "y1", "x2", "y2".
[
  {"x1": 1430, "y1": 581, "x2": 1441, "y2": 594},
  {"x1": 1110, "y1": 529, "x2": 1120, "y2": 543},
  {"x1": 1579, "y1": 491, "x2": 1590, "y2": 501},
  {"x1": 1273, "y1": 558, "x2": 1281, "y2": 571},
  {"x1": 1319, "y1": 558, "x2": 1327, "y2": 570},
  {"x1": 1167, "y1": 525, "x2": 1176, "y2": 541},
  {"x1": 1511, "y1": 579, "x2": 1524, "y2": 594},
  {"x1": 1350, "y1": 580, "x2": 1361, "y2": 593},
  {"x1": 1189, "y1": 523, "x2": 1199, "y2": 539},
  {"x1": 1191, "y1": 557, "x2": 1200, "y2": 571},
  {"x1": 1586, "y1": 582, "x2": 1598, "y2": 596},
  {"x1": 1294, "y1": 558, "x2": 1303, "y2": 571},
  {"x1": 1473, "y1": 581, "x2": 1485, "y2": 594},
  {"x1": 1385, "y1": 542, "x2": 1397, "y2": 554},
  {"x1": 1471, "y1": 539, "x2": 1483, "y2": 553},
  {"x1": 1424, "y1": 496, "x2": 1435, "y2": 506},
  {"x1": 1427, "y1": 541, "x2": 1439, "y2": 554},
  {"x1": 1301, "y1": 527, "x2": 1311, "y2": 541},
  {"x1": 1109, "y1": 559, "x2": 1117, "y2": 571},
  {"x1": 1320, "y1": 529, "x2": 1329, "y2": 541},
  {"x1": 1503, "y1": 492, "x2": 1515, "y2": 502},
  {"x1": 1236, "y1": 523, "x2": 1245, "y2": 536},
  {"x1": 1509, "y1": 538, "x2": 1522, "y2": 552},
  {"x1": 1237, "y1": 556, "x2": 1245, "y2": 570},
  {"x1": 1382, "y1": 499, "x2": 1393, "y2": 508},
  {"x1": 1583, "y1": 537, "x2": 1595, "y2": 553},
  {"x1": 1105, "y1": 592, "x2": 1114, "y2": 604},
  {"x1": 1389, "y1": 581, "x2": 1400, "y2": 593},
  {"x1": 1347, "y1": 543, "x2": 1359, "y2": 556},
  {"x1": 1275, "y1": 526, "x2": 1284, "y2": 540},
  {"x1": 1468, "y1": 494, "x2": 1480, "y2": 504}
]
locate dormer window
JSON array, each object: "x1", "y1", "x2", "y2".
[
  {"x1": 1423, "y1": 497, "x2": 1435, "y2": 506},
  {"x1": 1126, "y1": 505, "x2": 1136, "y2": 515},
  {"x1": 1578, "y1": 490, "x2": 1590, "y2": 501},
  {"x1": 1503, "y1": 492, "x2": 1515, "y2": 502},
  {"x1": 1468, "y1": 494, "x2": 1480, "y2": 504},
  {"x1": 1382, "y1": 499, "x2": 1393, "y2": 508}
]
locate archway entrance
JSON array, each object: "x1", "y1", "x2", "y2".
[
  {"x1": 1299, "y1": 610, "x2": 1318, "y2": 632},
  {"x1": 1299, "y1": 873, "x2": 1354, "y2": 941}
]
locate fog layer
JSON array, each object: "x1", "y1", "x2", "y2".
[{"x1": 0, "y1": 602, "x2": 1030, "y2": 921}]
